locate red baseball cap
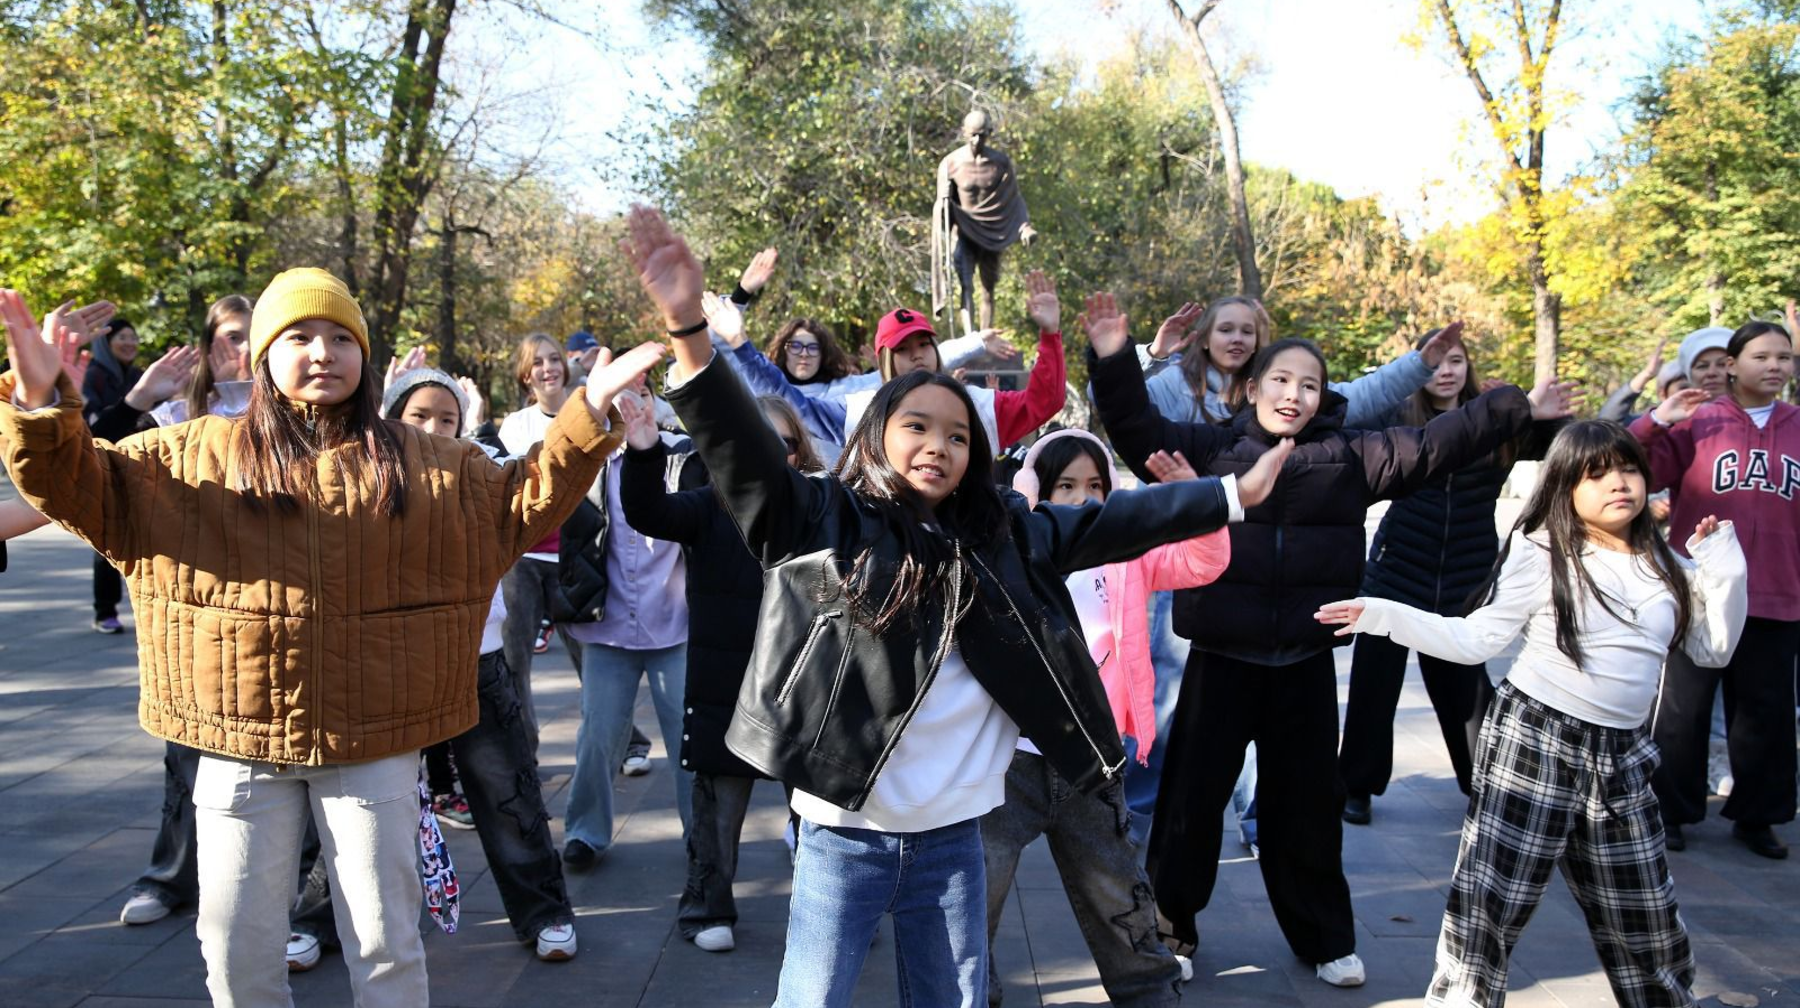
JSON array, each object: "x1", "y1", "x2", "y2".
[{"x1": 874, "y1": 307, "x2": 936, "y2": 351}]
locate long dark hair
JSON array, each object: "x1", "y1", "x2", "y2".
[
  {"x1": 767, "y1": 317, "x2": 856, "y2": 384},
  {"x1": 1472, "y1": 420, "x2": 1689, "y2": 669},
  {"x1": 186, "y1": 295, "x2": 254, "y2": 420},
  {"x1": 233, "y1": 356, "x2": 409, "y2": 516},
  {"x1": 832, "y1": 370, "x2": 1009, "y2": 637},
  {"x1": 1396, "y1": 329, "x2": 1515, "y2": 468},
  {"x1": 756, "y1": 395, "x2": 825, "y2": 474}
]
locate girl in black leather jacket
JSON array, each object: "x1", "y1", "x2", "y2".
[
  {"x1": 618, "y1": 205, "x2": 1289, "y2": 1008},
  {"x1": 1088, "y1": 302, "x2": 1573, "y2": 988}
]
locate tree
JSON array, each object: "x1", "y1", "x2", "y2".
[
  {"x1": 1162, "y1": 0, "x2": 1262, "y2": 300},
  {"x1": 1421, "y1": 0, "x2": 1572, "y2": 387}
]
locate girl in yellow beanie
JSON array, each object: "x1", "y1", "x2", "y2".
[{"x1": 0, "y1": 273, "x2": 670, "y2": 1006}]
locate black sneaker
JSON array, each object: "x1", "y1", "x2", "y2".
[
  {"x1": 1732, "y1": 823, "x2": 1789, "y2": 860},
  {"x1": 1664, "y1": 822, "x2": 1686, "y2": 851},
  {"x1": 1342, "y1": 794, "x2": 1372, "y2": 826},
  {"x1": 562, "y1": 838, "x2": 598, "y2": 871}
]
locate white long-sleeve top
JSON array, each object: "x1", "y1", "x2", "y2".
[{"x1": 1352, "y1": 525, "x2": 1748, "y2": 729}]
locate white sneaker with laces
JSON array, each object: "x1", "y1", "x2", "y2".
[
  {"x1": 1174, "y1": 953, "x2": 1194, "y2": 983},
  {"x1": 286, "y1": 932, "x2": 322, "y2": 971},
  {"x1": 622, "y1": 754, "x2": 652, "y2": 776},
  {"x1": 1316, "y1": 953, "x2": 1365, "y2": 987},
  {"x1": 119, "y1": 891, "x2": 171, "y2": 925},
  {"x1": 694, "y1": 924, "x2": 736, "y2": 952},
  {"x1": 536, "y1": 923, "x2": 578, "y2": 961}
]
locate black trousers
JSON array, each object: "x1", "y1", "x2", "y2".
[
  {"x1": 1146, "y1": 648, "x2": 1356, "y2": 964},
  {"x1": 1339, "y1": 632, "x2": 1492, "y2": 797},
  {"x1": 93, "y1": 551, "x2": 122, "y2": 620},
  {"x1": 1652, "y1": 616, "x2": 1800, "y2": 827},
  {"x1": 130, "y1": 742, "x2": 202, "y2": 907}
]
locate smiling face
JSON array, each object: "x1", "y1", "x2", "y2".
[
  {"x1": 1690, "y1": 347, "x2": 1730, "y2": 397},
  {"x1": 109, "y1": 325, "x2": 141, "y2": 367},
  {"x1": 1729, "y1": 332, "x2": 1795, "y2": 408},
  {"x1": 1428, "y1": 347, "x2": 1470, "y2": 409},
  {"x1": 1571, "y1": 462, "x2": 1646, "y2": 546},
  {"x1": 882, "y1": 383, "x2": 971, "y2": 506},
  {"x1": 528, "y1": 343, "x2": 566, "y2": 401},
  {"x1": 784, "y1": 328, "x2": 823, "y2": 381},
  {"x1": 266, "y1": 318, "x2": 364, "y2": 406},
  {"x1": 1202, "y1": 303, "x2": 1260, "y2": 376},
  {"x1": 1046, "y1": 451, "x2": 1107, "y2": 507},
  {"x1": 398, "y1": 384, "x2": 462, "y2": 438},
  {"x1": 887, "y1": 331, "x2": 941, "y2": 378},
  {"x1": 1245, "y1": 346, "x2": 1324, "y2": 436}
]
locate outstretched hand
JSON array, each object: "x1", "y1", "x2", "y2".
[
  {"x1": 621, "y1": 204, "x2": 706, "y2": 333},
  {"x1": 1024, "y1": 270, "x2": 1060, "y2": 333},
  {"x1": 738, "y1": 246, "x2": 779, "y2": 295},
  {"x1": 585, "y1": 342, "x2": 669, "y2": 418},
  {"x1": 977, "y1": 329, "x2": 1021, "y2": 363},
  {"x1": 1145, "y1": 450, "x2": 1198, "y2": 483},
  {"x1": 1631, "y1": 335, "x2": 1670, "y2": 393},
  {"x1": 385, "y1": 345, "x2": 427, "y2": 392},
  {"x1": 1314, "y1": 600, "x2": 1366, "y2": 637},
  {"x1": 1526, "y1": 378, "x2": 1583, "y2": 421},
  {"x1": 455, "y1": 376, "x2": 486, "y2": 432},
  {"x1": 1149, "y1": 302, "x2": 1204, "y2": 361},
  {"x1": 1653, "y1": 386, "x2": 1710, "y2": 426},
  {"x1": 1079, "y1": 292, "x2": 1129, "y2": 358},
  {"x1": 615, "y1": 391, "x2": 661, "y2": 451},
  {"x1": 1235, "y1": 436, "x2": 1295, "y2": 509},
  {"x1": 702, "y1": 291, "x2": 747, "y2": 349},
  {"x1": 123, "y1": 345, "x2": 200, "y2": 411},
  {"x1": 43, "y1": 301, "x2": 97, "y2": 388},
  {"x1": 1418, "y1": 321, "x2": 1465, "y2": 369},
  {"x1": 1691, "y1": 514, "x2": 1723, "y2": 543},
  {"x1": 0, "y1": 290, "x2": 62, "y2": 409}
]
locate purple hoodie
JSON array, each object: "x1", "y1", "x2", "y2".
[{"x1": 1632, "y1": 398, "x2": 1800, "y2": 621}]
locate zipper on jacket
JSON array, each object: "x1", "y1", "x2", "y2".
[
  {"x1": 776, "y1": 610, "x2": 842, "y2": 705},
  {"x1": 967, "y1": 551, "x2": 1122, "y2": 780},
  {"x1": 1434, "y1": 472, "x2": 1453, "y2": 612},
  {"x1": 306, "y1": 471, "x2": 325, "y2": 763}
]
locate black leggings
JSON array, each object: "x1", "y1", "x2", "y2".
[{"x1": 1339, "y1": 631, "x2": 1492, "y2": 797}]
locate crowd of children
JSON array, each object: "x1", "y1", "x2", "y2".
[{"x1": 0, "y1": 202, "x2": 1791, "y2": 1006}]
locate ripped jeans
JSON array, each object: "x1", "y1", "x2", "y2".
[{"x1": 981, "y1": 751, "x2": 1184, "y2": 1007}]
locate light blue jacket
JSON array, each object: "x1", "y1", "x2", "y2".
[{"x1": 1138, "y1": 347, "x2": 1434, "y2": 428}]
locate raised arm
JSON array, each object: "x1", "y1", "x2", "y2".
[
  {"x1": 993, "y1": 271, "x2": 1067, "y2": 446},
  {"x1": 1356, "y1": 383, "x2": 1541, "y2": 501},
  {"x1": 1316, "y1": 532, "x2": 1544, "y2": 664},
  {"x1": 1628, "y1": 388, "x2": 1709, "y2": 495},
  {"x1": 1085, "y1": 293, "x2": 1236, "y2": 483},
  {"x1": 1333, "y1": 323, "x2": 1461, "y2": 429},
  {"x1": 1679, "y1": 518, "x2": 1748, "y2": 668},
  {"x1": 616, "y1": 401, "x2": 712, "y2": 546}
]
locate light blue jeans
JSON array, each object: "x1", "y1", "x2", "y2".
[
  {"x1": 563, "y1": 641, "x2": 692, "y2": 850},
  {"x1": 776, "y1": 818, "x2": 988, "y2": 1008},
  {"x1": 1124, "y1": 591, "x2": 1191, "y2": 849}
]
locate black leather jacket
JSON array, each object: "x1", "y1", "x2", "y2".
[{"x1": 664, "y1": 357, "x2": 1235, "y2": 812}]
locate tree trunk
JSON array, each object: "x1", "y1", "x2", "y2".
[
  {"x1": 436, "y1": 222, "x2": 459, "y2": 376},
  {"x1": 1528, "y1": 256, "x2": 1561, "y2": 389},
  {"x1": 1166, "y1": 0, "x2": 1263, "y2": 300}
]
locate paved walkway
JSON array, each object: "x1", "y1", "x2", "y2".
[{"x1": 1, "y1": 483, "x2": 1797, "y2": 1007}]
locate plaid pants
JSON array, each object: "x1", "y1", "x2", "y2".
[{"x1": 1427, "y1": 682, "x2": 1695, "y2": 1008}]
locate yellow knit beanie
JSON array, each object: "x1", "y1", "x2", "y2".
[{"x1": 249, "y1": 268, "x2": 369, "y2": 369}]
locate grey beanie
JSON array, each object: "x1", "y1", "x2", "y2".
[
  {"x1": 381, "y1": 367, "x2": 469, "y2": 427},
  {"x1": 1677, "y1": 327, "x2": 1734, "y2": 381}
]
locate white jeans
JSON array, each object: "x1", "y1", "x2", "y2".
[{"x1": 193, "y1": 751, "x2": 428, "y2": 1008}]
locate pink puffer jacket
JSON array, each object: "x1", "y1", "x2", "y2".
[{"x1": 1014, "y1": 429, "x2": 1231, "y2": 759}]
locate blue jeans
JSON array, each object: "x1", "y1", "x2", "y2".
[
  {"x1": 1124, "y1": 591, "x2": 1190, "y2": 848},
  {"x1": 564, "y1": 641, "x2": 692, "y2": 850},
  {"x1": 776, "y1": 818, "x2": 988, "y2": 1008}
]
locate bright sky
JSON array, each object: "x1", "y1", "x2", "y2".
[{"x1": 493, "y1": 0, "x2": 1714, "y2": 230}]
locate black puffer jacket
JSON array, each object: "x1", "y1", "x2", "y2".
[
  {"x1": 1090, "y1": 346, "x2": 1532, "y2": 666},
  {"x1": 664, "y1": 357, "x2": 1235, "y2": 810},
  {"x1": 1360, "y1": 409, "x2": 1560, "y2": 615},
  {"x1": 618, "y1": 442, "x2": 764, "y2": 779}
]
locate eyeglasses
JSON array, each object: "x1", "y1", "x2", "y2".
[
  {"x1": 780, "y1": 436, "x2": 802, "y2": 455},
  {"x1": 785, "y1": 341, "x2": 822, "y2": 357}
]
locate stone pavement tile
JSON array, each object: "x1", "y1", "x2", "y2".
[
  {"x1": 0, "y1": 831, "x2": 86, "y2": 893},
  {"x1": 0, "y1": 893, "x2": 99, "y2": 963},
  {"x1": 56, "y1": 891, "x2": 195, "y2": 948},
  {"x1": 1032, "y1": 970, "x2": 1110, "y2": 1005},
  {"x1": 0, "y1": 934, "x2": 158, "y2": 1001},
  {"x1": 88, "y1": 935, "x2": 210, "y2": 1003},
  {"x1": 419, "y1": 918, "x2": 533, "y2": 1008},
  {"x1": 7, "y1": 829, "x2": 153, "y2": 900},
  {"x1": 1691, "y1": 937, "x2": 1800, "y2": 1002},
  {"x1": 69, "y1": 999, "x2": 211, "y2": 1007},
  {"x1": 0, "y1": 982, "x2": 86, "y2": 1008}
]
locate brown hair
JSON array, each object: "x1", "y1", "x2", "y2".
[
  {"x1": 766, "y1": 318, "x2": 857, "y2": 384},
  {"x1": 756, "y1": 395, "x2": 825, "y2": 474},
  {"x1": 233, "y1": 355, "x2": 408, "y2": 516},
  {"x1": 185, "y1": 294, "x2": 254, "y2": 420},
  {"x1": 513, "y1": 333, "x2": 570, "y2": 406},
  {"x1": 1177, "y1": 296, "x2": 1274, "y2": 418}
]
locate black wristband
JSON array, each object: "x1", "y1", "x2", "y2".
[
  {"x1": 730, "y1": 283, "x2": 759, "y2": 305},
  {"x1": 667, "y1": 319, "x2": 709, "y2": 338}
]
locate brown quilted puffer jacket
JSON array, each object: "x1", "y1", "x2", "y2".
[{"x1": 0, "y1": 371, "x2": 620, "y2": 765}]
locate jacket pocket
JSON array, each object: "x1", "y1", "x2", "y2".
[{"x1": 777, "y1": 610, "x2": 843, "y2": 705}]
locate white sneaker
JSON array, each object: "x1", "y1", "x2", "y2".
[
  {"x1": 1316, "y1": 953, "x2": 1365, "y2": 987},
  {"x1": 621, "y1": 753, "x2": 652, "y2": 776},
  {"x1": 1716, "y1": 774, "x2": 1735, "y2": 797},
  {"x1": 119, "y1": 891, "x2": 171, "y2": 925},
  {"x1": 286, "y1": 932, "x2": 322, "y2": 972},
  {"x1": 1174, "y1": 953, "x2": 1194, "y2": 983},
  {"x1": 693, "y1": 924, "x2": 736, "y2": 952},
  {"x1": 536, "y1": 923, "x2": 578, "y2": 962}
]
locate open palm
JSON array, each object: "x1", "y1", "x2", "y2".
[{"x1": 0, "y1": 290, "x2": 63, "y2": 408}]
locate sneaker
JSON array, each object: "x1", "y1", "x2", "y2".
[
  {"x1": 1664, "y1": 822, "x2": 1686, "y2": 852},
  {"x1": 119, "y1": 890, "x2": 171, "y2": 925},
  {"x1": 693, "y1": 924, "x2": 735, "y2": 952},
  {"x1": 1732, "y1": 823, "x2": 1789, "y2": 860},
  {"x1": 1316, "y1": 953, "x2": 1366, "y2": 987},
  {"x1": 532, "y1": 622, "x2": 552, "y2": 655},
  {"x1": 622, "y1": 732, "x2": 653, "y2": 776},
  {"x1": 536, "y1": 923, "x2": 578, "y2": 961},
  {"x1": 431, "y1": 793, "x2": 475, "y2": 830},
  {"x1": 1342, "y1": 794, "x2": 1372, "y2": 826},
  {"x1": 286, "y1": 931, "x2": 322, "y2": 972},
  {"x1": 562, "y1": 838, "x2": 598, "y2": 872},
  {"x1": 1175, "y1": 953, "x2": 1194, "y2": 983},
  {"x1": 1716, "y1": 774, "x2": 1735, "y2": 797},
  {"x1": 93, "y1": 616, "x2": 124, "y2": 635}
]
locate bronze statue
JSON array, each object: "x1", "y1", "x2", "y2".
[{"x1": 932, "y1": 110, "x2": 1036, "y2": 334}]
